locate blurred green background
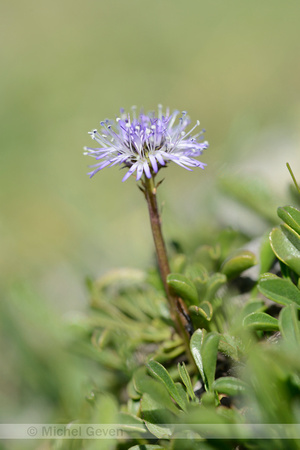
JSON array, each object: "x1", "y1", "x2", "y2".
[{"x1": 1, "y1": 0, "x2": 300, "y2": 428}]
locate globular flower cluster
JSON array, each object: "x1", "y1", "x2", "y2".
[{"x1": 84, "y1": 105, "x2": 208, "y2": 182}]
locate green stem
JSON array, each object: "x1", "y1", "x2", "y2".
[
  {"x1": 287, "y1": 162, "x2": 300, "y2": 195},
  {"x1": 143, "y1": 175, "x2": 194, "y2": 354}
]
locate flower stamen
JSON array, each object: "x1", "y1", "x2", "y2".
[{"x1": 84, "y1": 106, "x2": 208, "y2": 182}]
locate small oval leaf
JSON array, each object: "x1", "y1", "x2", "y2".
[
  {"x1": 190, "y1": 329, "x2": 206, "y2": 385},
  {"x1": 221, "y1": 250, "x2": 257, "y2": 279},
  {"x1": 212, "y1": 377, "x2": 248, "y2": 396},
  {"x1": 189, "y1": 301, "x2": 213, "y2": 321},
  {"x1": 185, "y1": 264, "x2": 209, "y2": 298},
  {"x1": 270, "y1": 225, "x2": 300, "y2": 276},
  {"x1": 190, "y1": 329, "x2": 219, "y2": 391},
  {"x1": 202, "y1": 332, "x2": 220, "y2": 391},
  {"x1": 205, "y1": 273, "x2": 227, "y2": 301},
  {"x1": 258, "y1": 273, "x2": 300, "y2": 307},
  {"x1": 279, "y1": 304, "x2": 300, "y2": 347},
  {"x1": 243, "y1": 312, "x2": 279, "y2": 331},
  {"x1": 260, "y1": 232, "x2": 275, "y2": 274},
  {"x1": 167, "y1": 273, "x2": 198, "y2": 305}
]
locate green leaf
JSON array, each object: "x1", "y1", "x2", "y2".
[
  {"x1": 189, "y1": 307, "x2": 211, "y2": 331},
  {"x1": 118, "y1": 412, "x2": 148, "y2": 434},
  {"x1": 185, "y1": 264, "x2": 209, "y2": 284},
  {"x1": 185, "y1": 264, "x2": 209, "y2": 298},
  {"x1": 202, "y1": 332, "x2": 220, "y2": 390},
  {"x1": 212, "y1": 377, "x2": 248, "y2": 396},
  {"x1": 258, "y1": 273, "x2": 300, "y2": 307},
  {"x1": 277, "y1": 206, "x2": 300, "y2": 236},
  {"x1": 133, "y1": 369, "x2": 179, "y2": 415},
  {"x1": 127, "y1": 379, "x2": 141, "y2": 400},
  {"x1": 270, "y1": 224, "x2": 300, "y2": 276},
  {"x1": 190, "y1": 329, "x2": 220, "y2": 391},
  {"x1": 167, "y1": 273, "x2": 198, "y2": 305},
  {"x1": 189, "y1": 301, "x2": 213, "y2": 321},
  {"x1": 279, "y1": 304, "x2": 300, "y2": 347},
  {"x1": 190, "y1": 329, "x2": 206, "y2": 384},
  {"x1": 204, "y1": 273, "x2": 227, "y2": 301},
  {"x1": 221, "y1": 250, "x2": 257, "y2": 280},
  {"x1": 178, "y1": 362, "x2": 196, "y2": 401},
  {"x1": 260, "y1": 231, "x2": 275, "y2": 274},
  {"x1": 141, "y1": 393, "x2": 174, "y2": 438},
  {"x1": 147, "y1": 360, "x2": 186, "y2": 411},
  {"x1": 175, "y1": 382, "x2": 189, "y2": 408},
  {"x1": 243, "y1": 312, "x2": 279, "y2": 331}
]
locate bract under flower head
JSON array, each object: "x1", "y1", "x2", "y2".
[{"x1": 84, "y1": 105, "x2": 208, "y2": 182}]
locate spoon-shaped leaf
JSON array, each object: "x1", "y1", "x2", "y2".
[
  {"x1": 190, "y1": 329, "x2": 206, "y2": 385},
  {"x1": 212, "y1": 377, "x2": 248, "y2": 396},
  {"x1": 190, "y1": 329, "x2": 219, "y2": 391},
  {"x1": 243, "y1": 312, "x2": 279, "y2": 331},
  {"x1": 279, "y1": 304, "x2": 300, "y2": 347},
  {"x1": 221, "y1": 250, "x2": 257, "y2": 280},
  {"x1": 167, "y1": 273, "x2": 198, "y2": 305},
  {"x1": 258, "y1": 273, "x2": 300, "y2": 307},
  {"x1": 270, "y1": 224, "x2": 300, "y2": 276}
]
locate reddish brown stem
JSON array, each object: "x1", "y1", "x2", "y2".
[{"x1": 143, "y1": 176, "x2": 193, "y2": 351}]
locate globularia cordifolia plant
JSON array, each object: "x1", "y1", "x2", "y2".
[
  {"x1": 84, "y1": 106, "x2": 208, "y2": 352},
  {"x1": 79, "y1": 107, "x2": 300, "y2": 450}
]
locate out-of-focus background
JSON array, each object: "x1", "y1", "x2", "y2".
[{"x1": 1, "y1": 0, "x2": 300, "y2": 429}]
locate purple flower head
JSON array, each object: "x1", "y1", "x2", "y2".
[{"x1": 84, "y1": 105, "x2": 208, "y2": 182}]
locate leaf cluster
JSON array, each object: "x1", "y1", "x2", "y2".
[{"x1": 51, "y1": 178, "x2": 300, "y2": 450}]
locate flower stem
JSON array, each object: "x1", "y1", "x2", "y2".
[{"x1": 143, "y1": 175, "x2": 194, "y2": 351}]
